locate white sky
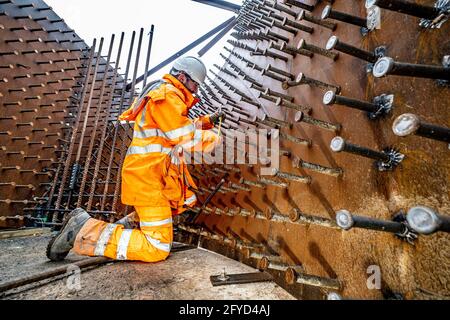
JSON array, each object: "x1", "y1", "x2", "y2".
[{"x1": 45, "y1": 0, "x2": 242, "y2": 90}]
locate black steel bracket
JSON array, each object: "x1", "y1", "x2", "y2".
[
  {"x1": 376, "y1": 148, "x2": 405, "y2": 172},
  {"x1": 366, "y1": 46, "x2": 387, "y2": 73},
  {"x1": 393, "y1": 211, "x2": 419, "y2": 245},
  {"x1": 368, "y1": 93, "x2": 394, "y2": 120},
  {"x1": 419, "y1": 0, "x2": 450, "y2": 28}
]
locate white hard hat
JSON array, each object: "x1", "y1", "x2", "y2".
[{"x1": 172, "y1": 56, "x2": 207, "y2": 84}]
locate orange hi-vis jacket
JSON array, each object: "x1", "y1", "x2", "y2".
[{"x1": 118, "y1": 74, "x2": 219, "y2": 213}]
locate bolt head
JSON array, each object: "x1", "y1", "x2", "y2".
[
  {"x1": 373, "y1": 57, "x2": 395, "y2": 78},
  {"x1": 392, "y1": 113, "x2": 421, "y2": 137},
  {"x1": 241, "y1": 248, "x2": 251, "y2": 259},
  {"x1": 336, "y1": 210, "x2": 354, "y2": 230},
  {"x1": 257, "y1": 257, "x2": 269, "y2": 271},
  {"x1": 275, "y1": 97, "x2": 284, "y2": 107},
  {"x1": 285, "y1": 268, "x2": 297, "y2": 285},
  {"x1": 289, "y1": 209, "x2": 300, "y2": 223},
  {"x1": 292, "y1": 157, "x2": 301, "y2": 168},
  {"x1": 442, "y1": 55, "x2": 450, "y2": 68},
  {"x1": 270, "y1": 129, "x2": 280, "y2": 140},
  {"x1": 328, "y1": 292, "x2": 343, "y2": 300},
  {"x1": 294, "y1": 111, "x2": 304, "y2": 122},
  {"x1": 265, "y1": 208, "x2": 274, "y2": 220},
  {"x1": 298, "y1": 39, "x2": 306, "y2": 50},
  {"x1": 296, "y1": 73, "x2": 305, "y2": 83},
  {"x1": 260, "y1": 113, "x2": 267, "y2": 121},
  {"x1": 323, "y1": 91, "x2": 336, "y2": 105},
  {"x1": 365, "y1": 0, "x2": 377, "y2": 8},
  {"x1": 270, "y1": 168, "x2": 279, "y2": 176},
  {"x1": 297, "y1": 10, "x2": 305, "y2": 21},
  {"x1": 407, "y1": 206, "x2": 440, "y2": 235},
  {"x1": 326, "y1": 36, "x2": 339, "y2": 50},
  {"x1": 321, "y1": 5, "x2": 332, "y2": 20},
  {"x1": 248, "y1": 209, "x2": 257, "y2": 218},
  {"x1": 330, "y1": 137, "x2": 346, "y2": 152},
  {"x1": 260, "y1": 157, "x2": 271, "y2": 166}
]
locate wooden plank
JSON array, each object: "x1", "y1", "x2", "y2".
[{"x1": 0, "y1": 228, "x2": 52, "y2": 240}]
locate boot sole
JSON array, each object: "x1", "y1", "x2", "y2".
[{"x1": 46, "y1": 210, "x2": 80, "y2": 261}]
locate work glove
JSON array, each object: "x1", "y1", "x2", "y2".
[{"x1": 210, "y1": 111, "x2": 226, "y2": 126}]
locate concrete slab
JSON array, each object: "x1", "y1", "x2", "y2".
[{"x1": 0, "y1": 235, "x2": 295, "y2": 300}]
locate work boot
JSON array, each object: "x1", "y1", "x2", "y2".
[{"x1": 46, "y1": 208, "x2": 91, "y2": 261}]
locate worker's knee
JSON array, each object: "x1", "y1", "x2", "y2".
[
  {"x1": 138, "y1": 249, "x2": 170, "y2": 263},
  {"x1": 157, "y1": 250, "x2": 171, "y2": 262}
]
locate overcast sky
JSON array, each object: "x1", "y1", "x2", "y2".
[{"x1": 45, "y1": 0, "x2": 242, "y2": 90}]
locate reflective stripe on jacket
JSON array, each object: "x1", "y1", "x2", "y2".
[{"x1": 118, "y1": 74, "x2": 219, "y2": 210}]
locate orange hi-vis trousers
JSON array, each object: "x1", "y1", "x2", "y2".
[{"x1": 73, "y1": 206, "x2": 173, "y2": 263}]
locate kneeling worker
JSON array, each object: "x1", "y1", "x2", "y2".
[{"x1": 47, "y1": 56, "x2": 225, "y2": 263}]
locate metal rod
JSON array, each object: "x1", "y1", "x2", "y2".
[
  {"x1": 321, "y1": 5, "x2": 368, "y2": 28},
  {"x1": 295, "y1": 111, "x2": 341, "y2": 133},
  {"x1": 323, "y1": 91, "x2": 378, "y2": 113},
  {"x1": 282, "y1": 0, "x2": 314, "y2": 12},
  {"x1": 336, "y1": 210, "x2": 406, "y2": 234},
  {"x1": 112, "y1": 27, "x2": 144, "y2": 213},
  {"x1": 286, "y1": 268, "x2": 343, "y2": 290},
  {"x1": 143, "y1": 25, "x2": 155, "y2": 88},
  {"x1": 53, "y1": 40, "x2": 97, "y2": 214},
  {"x1": 297, "y1": 9, "x2": 337, "y2": 30},
  {"x1": 189, "y1": 177, "x2": 228, "y2": 224},
  {"x1": 330, "y1": 137, "x2": 390, "y2": 162},
  {"x1": 283, "y1": 73, "x2": 341, "y2": 93},
  {"x1": 292, "y1": 157, "x2": 343, "y2": 177},
  {"x1": 373, "y1": 57, "x2": 450, "y2": 80},
  {"x1": 367, "y1": 0, "x2": 440, "y2": 20},
  {"x1": 131, "y1": 17, "x2": 236, "y2": 89},
  {"x1": 77, "y1": 35, "x2": 115, "y2": 208},
  {"x1": 298, "y1": 39, "x2": 339, "y2": 60},
  {"x1": 100, "y1": 31, "x2": 136, "y2": 211},
  {"x1": 326, "y1": 35, "x2": 377, "y2": 63}
]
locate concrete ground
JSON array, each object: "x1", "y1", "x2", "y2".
[{"x1": 0, "y1": 233, "x2": 295, "y2": 300}]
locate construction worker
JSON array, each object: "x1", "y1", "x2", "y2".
[{"x1": 47, "y1": 56, "x2": 225, "y2": 263}]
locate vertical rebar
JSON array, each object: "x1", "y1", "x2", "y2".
[
  {"x1": 77, "y1": 35, "x2": 115, "y2": 208},
  {"x1": 143, "y1": 25, "x2": 155, "y2": 88},
  {"x1": 100, "y1": 32, "x2": 136, "y2": 211},
  {"x1": 87, "y1": 33, "x2": 125, "y2": 211},
  {"x1": 53, "y1": 39, "x2": 97, "y2": 220},
  {"x1": 111, "y1": 27, "x2": 146, "y2": 214}
]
